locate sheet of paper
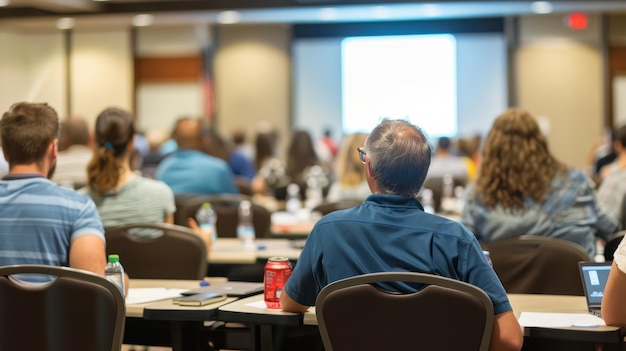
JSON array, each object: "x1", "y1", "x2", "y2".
[
  {"x1": 126, "y1": 288, "x2": 187, "y2": 305},
  {"x1": 245, "y1": 300, "x2": 270, "y2": 309},
  {"x1": 519, "y1": 312, "x2": 605, "y2": 328}
]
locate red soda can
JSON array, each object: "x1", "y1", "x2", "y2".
[{"x1": 264, "y1": 256, "x2": 293, "y2": 309}]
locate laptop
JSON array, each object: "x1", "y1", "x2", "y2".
[
  {"x1": 181, "y1": 281, "x2": 264, "y2": 298},
  {"x1": 578, "y1": 261, "x2": 612, "y2": 317}
]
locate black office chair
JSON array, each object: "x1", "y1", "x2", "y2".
[
  {"x1": 316, "y1": 272, "x2": 494, "y2": 351},
  {"x1": 484, "y1": 235, "x2": 591, "y2": 295},
  {"x1": 105, "y1": 222, "x2": 207, "y2": 279},
  {"x1": 0, "y1": 264, "x2": 125, "y2": 351}
]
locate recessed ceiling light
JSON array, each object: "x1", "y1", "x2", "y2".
[
  {"x1": 372, "y1": 6, "x2": 390, "y2": 19},
  {"x1": 421, "y1": 4, "x2": 441, "y2": 17},
  {"x1": 532, "y1": 1, "x2": 553, "y2": 14},
  {"x1": 217, "y1": 11, "x2": 241, "y2": 24},
  {"x1": 56, "y1": 17, "x2": 75, "y2": 30},
  {"x1": 319, "y1": 8, "x2": 338, "y2": 21},
  {"x1": 0, "y1": 0, "x2": 9, "y2": 7},
  {"x1": 132, "y1": 14, "x2": 154, "y2": 27}
]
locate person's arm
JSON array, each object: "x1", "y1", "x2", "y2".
[
  {"x1": 602, "y1": 261, "x2": 626, "y2": 326},
  {"x1": 69, "y1": 235, "x2": 107, "y2": 275},
  {"x1": 187, "y1": 217, "x2": 212, "y2": 253},
  {"x1": 490, "y1": 311, "x2": 523, "y2": 351},
  {"x1": 164, "y1": 213, "x2": 174, "y2": 224},
  {"x1": 280, "y1": 290, "x2": 310, "y2": 313}
]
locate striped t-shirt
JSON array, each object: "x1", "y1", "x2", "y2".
[{"x1": 0, "y1": 176, "x2": 105, "y2": 268}]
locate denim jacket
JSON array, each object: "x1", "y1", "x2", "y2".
[{"x1": 460, "y1": 168, "x2": 619, "y2": 256}]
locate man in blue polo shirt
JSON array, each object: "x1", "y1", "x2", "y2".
[
  {"x1": 281, "y1": 119, "x2": 522, "y2": 351},
  {"x1": 0, "y1": 102, "x2": 107, "y2": 280},
  {"x1": 156, "y1": 117, "x2": 239, "y2": 196}
]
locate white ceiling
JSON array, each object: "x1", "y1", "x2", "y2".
[{"x1": 1, "y1": 1, "x2": 626, "y2": 30}]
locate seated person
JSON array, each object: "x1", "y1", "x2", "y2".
[
  {"x1": 84, "y1": 108, "x2": 176, "y2": 229},
  {"x1": 461, "y1": 108, "x2": 618, "y2": 257},
  {"x1": 602, "y1": 236, "x2": 626, "y2": 326},
  {"x1": 51, "y1": 117, "x2": 93, "y2": 188},
  {"x1": 281, "y1": 119, "x2": 523, "y2": 351},
  {"x1": 325, "y1": 132, "x2": 370, "y2": 202},
  {"x1": 156, "y1": 117, "x2": 238, "y2": 196},
  {"x1": 0, "y1": 102, "x2": 120, "y2": 288},
  {"x1": 597, "y1": 125, "x2": 626, "y2": 227},
  {"x1": 425, "y1": 136, "x2": 469, "y2": 181}
]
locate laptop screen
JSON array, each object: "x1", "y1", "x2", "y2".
[{"x1": 579, "y1": 262, "x2": 611, "y2": 308}]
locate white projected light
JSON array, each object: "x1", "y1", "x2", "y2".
[{"x1": 341, "y1": 34, "x2": 457, "y2": 137}]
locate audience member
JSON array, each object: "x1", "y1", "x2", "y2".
[
  {"x1": 602, "y1": 236, "x2": 626, "y2": 326},
  {"x1": 314, "y1": 128, "x2": 338, "y2": 164},
  {"x1": 84, "y1": 108, "x2": 176, "y2": 231},
  {"x1": 461, "y1": 108, "x2": 619, "y2": 256},
  {"x1": 254, "y1": 125, "x2": 280, "y2": 171},
  {"x1": 281, "y1": 119, "x2": 523, "y2": 351},
  {"x1": 457, "y1": 134, "x2": 482, "y2": 181},
  {"x1": 231, "y1": 128, "x2": 255, "y2": 161},
  {"x1": 425, "y1": 136, "x2": 469, "y2": 181},
  {"x1": 325, "y1": 133, "x2": 370, "y2": 202},
  {"x1": 253, "y1": 129, "x2": 330, "y2": 200},
  {"x1": 597, "y1": 125, "x2": 626, "y2": 227},
  {"x1": 156, "y1": 117, "x2": 238, "y2": 196},
  {"x1": 206, "y1": 127, "x2": 256, "y2": 183},
  {"x1": 51, "y1": 117, "x2": 93, "y2": 188},
  {"x1": 141, "y1": 128, "x2": 169, "y2": 178},
  {"x1": 0, "y1": 102, "x2": 106, "y2": 278}
]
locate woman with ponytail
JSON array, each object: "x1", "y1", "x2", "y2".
[{"x1": 85, "y1": 108, "x2": 177, "y2": 234}]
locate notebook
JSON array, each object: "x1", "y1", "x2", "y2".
[
  {"x1": 578, "y1": 261, "x2": 612, "y2": 317},
  {"x1": 181, "y1": 281, "x2": 264, "y2": 297}
]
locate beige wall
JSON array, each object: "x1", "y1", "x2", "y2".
[
  {"x1": 0, "y1": 31, "x2": 65, "y2": 116},
  {"x1": 516, "y1": 14, "x2": 604, "y2": 170},
  {"x1": 215, "y1": 24, "x2": 291, "y2": 150},
  {"x1": 71, "y1": 30, "x2": 133, "y2": 127}
]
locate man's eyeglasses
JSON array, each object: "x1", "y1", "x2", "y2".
[{"x1": 357, "y1": 147, "x2": 366, "y2": 164}]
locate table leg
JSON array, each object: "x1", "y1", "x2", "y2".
[{"x1": 169, "y1": 321, "x2": 208, "y2": 351}]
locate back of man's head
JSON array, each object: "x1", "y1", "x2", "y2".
[
  {"x1": 437, "y1": 137, "x2": 451, "y2": 152},
  {"x1": 365, "y1": 119, "x2": 431, "y2": 197},
  {"x1": 58, "y1": 117, "x2": 90, "y2": 151},
  {"x1": 1, "y1": 102, "x2": 59, "y2": 167},
  {"x1": 173, "y1": 117, "x2": 203, "y2": 150}
]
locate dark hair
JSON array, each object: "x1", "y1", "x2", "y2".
[
  {"x1": 286, "y1": 130, "x2": 318, "y2": 180},
  {"x1": 0, "y1": 102, "x2": 59, "y2": 167},
  {"x1": 616, "y1": 125, "x2": 626, "y2": 148},
  {"x1": 255, "y1": 131, "x2": 276, "y2": 170},
  {"x1": 437, "y1": 136, "x2": 451, "y2": 151},
  {"x1": 365, "y1": 119, "x2": 432, "y2": 197},
  {"x1": 206, "y1": 128, "x2": 231, "y2": 161},
  {"x1": 87, "y1": 107, "x2": 135, "y2": 195}
]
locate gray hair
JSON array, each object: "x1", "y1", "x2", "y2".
[{"x1": 364, "y1": 119, "x2": 432, "y2": 197}]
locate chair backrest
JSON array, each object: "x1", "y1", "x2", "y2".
[
  {"x1": 105, "y1": 222, "x2": 207, "y2": 279},
  {"x1": 315, "y1": 272, "x2": 494, "y2": 351},
  {"x1": 174, "y1": 194, "x2": 271, "y2": 238},
  {"x1": 484, "y1": 235, "x2": 591, "y2": 295},
  {"x1": 0, "y1": 264, "x2": 125, "y2": 351},
  {"x1": 604, "y1": 230, "x2": 626, "y2": 261}
]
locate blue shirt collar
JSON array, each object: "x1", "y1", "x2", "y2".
[{"x1": 365, "y1": 193, "x2": 424, "y2": 211}]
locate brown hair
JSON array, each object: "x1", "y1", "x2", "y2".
[
  {"x1": 0, "y1": 102, "x2": 59, "y2": 167},
  {"x1": 87, "y1": 107, "x2": 135, "y2": 195},
  {"x1": 336, "y1": 133, "x2": 368, "y2": 187},
  {"x1": 476, "y1": 108, "x2": 565, "y2": 210},
  {"x1": 286, "y1": 130, "x2": 318, "y2": 180}
]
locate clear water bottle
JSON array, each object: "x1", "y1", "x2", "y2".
[
  {"x1": 105, "y1": 254, "x2": 125, "y2": 293},
  {"x1": 196, "y1": 202, "x2": 217, "y2": 242},
  {"x1": 285, "y1": 183, "x2": 302, "y2": 214},
  {"x1": 441, "y1": 173, "x2": 455, "y2": 213},
  {"x1": 237, "y1": 200, "x2": 256, "y2": 250},
  {"x1": 305, "y1": 177, "x2": 323, "y2": 210}
]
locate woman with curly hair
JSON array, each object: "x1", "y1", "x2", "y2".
[{"x1": 460, "y1": 108, "x2": 618, "y2": 256}]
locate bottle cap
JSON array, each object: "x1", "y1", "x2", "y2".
[
  {"x1": 202, "y1": 202, "x2": 212, "y2": 209},
  {"x1": 108, "y1": 254, "x2": 120, "y2": 263}
]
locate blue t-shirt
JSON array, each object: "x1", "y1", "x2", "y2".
[
  {"x1": 155, "y1": 149, "x2": 239, "y2": 195},
  {"x1": 0, "y1": 176, "x2": 105, "y2": 270},
  {"x1": 285, "y1": 194, "x2": 512, "y2": 315}
]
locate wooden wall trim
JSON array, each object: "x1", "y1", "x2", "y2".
[{"x1": 135, "y1": 56, "x2": 202, "y2": 82}]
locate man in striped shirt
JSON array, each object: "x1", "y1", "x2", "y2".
[{"x1": 0, "y1": 102, "x2": 106, "y2": 279}]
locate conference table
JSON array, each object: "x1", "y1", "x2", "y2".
[{"x1": 125, "y1": 280, "x2": 625, "y2": 351}]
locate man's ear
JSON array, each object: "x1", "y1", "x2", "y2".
[{"x1": 50, "y1": 138, "x2": 58, "y2": 159}]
